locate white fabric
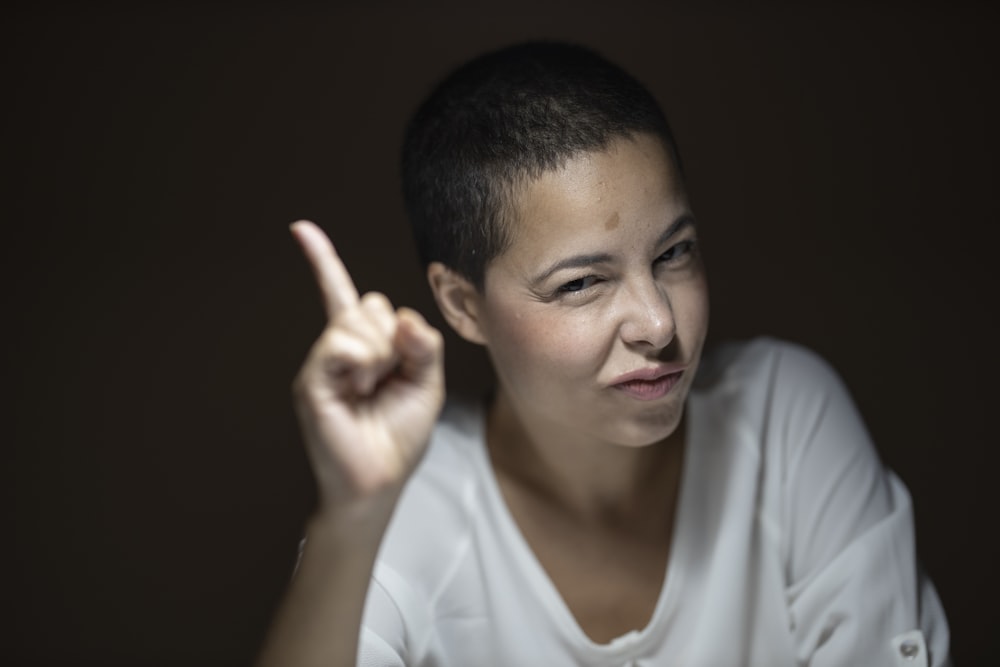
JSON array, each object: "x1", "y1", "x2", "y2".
[{"x1": 358, "y1": 338, "x2": 950, "y2": 666}]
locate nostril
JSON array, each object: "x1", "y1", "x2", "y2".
[{"x1": 620, "y1": 291, "x2": 675, "y2": 349}]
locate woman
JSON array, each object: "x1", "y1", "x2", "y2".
[{"x1": 258, "y1": 42, "x2": 949, "y2": 666}]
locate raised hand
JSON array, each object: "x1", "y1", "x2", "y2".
[{"x1": 289, "y1": 220, "x2": 445, "y2": 509}]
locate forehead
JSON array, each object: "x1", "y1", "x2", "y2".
[{"x1": 502, "y1": 134, "x2": 688, "y2": 255}]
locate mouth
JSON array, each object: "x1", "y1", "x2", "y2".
[{"x1": 609, "y1": 366, "x2": 685, "y2": 401}]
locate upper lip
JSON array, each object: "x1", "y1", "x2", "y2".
[{"x1": 608, "y1": 364, "x2": 686, "y2": 385}]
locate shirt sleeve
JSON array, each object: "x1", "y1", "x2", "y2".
[
  {"x1": 358, "y1": 626, "x2": 405, "y2": 667},
  {"x1": 770, "y1": 344, "x2": 950, "y2": 667},
  {"x1": 357, "y1": 562, "x2": 436, "y2": 667},
  {"x1": 357, "y1": 572, "x2": 407, "y2": 667}
]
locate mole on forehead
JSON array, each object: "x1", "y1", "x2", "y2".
[{"x1": 604, "y1": 211, "x2": 620, "y2": 230}]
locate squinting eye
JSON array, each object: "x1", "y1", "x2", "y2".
[
  {"x1": 658, "y1": 240, "x2": 695, "y2": 263},
  {"x1": 558, "y1": 276, "x2": 600, "y2": 293}
]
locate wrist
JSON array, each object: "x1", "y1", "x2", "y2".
[{"x1": 307, "y1": 488, "x2": 402, "y2": 544}]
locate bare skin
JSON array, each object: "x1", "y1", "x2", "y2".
[
  {"x1": 488, "y1": 391, "x2": 685, "y2": 643},
  {"x1": 457, "y1": 137, "x2": 706, "y2": 462},
  {"x1": 430, "y1": 134, "x2": 705, "y2": 643},
  {"x1": 259, "y1": 134, "x2": 706, "y2": 662},
  {"x1": 256, "y1": 220, "x2": 444, "y2": 667}
]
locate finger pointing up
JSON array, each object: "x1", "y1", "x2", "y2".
[{"x1": 290, "y1": 220, "x2": 360, "y2": 320}]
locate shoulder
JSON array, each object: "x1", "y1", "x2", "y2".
[
  {"x1": 691, "y1": 336, "x2": 881, "y2": 495},
  {"x1": 693, "y1": 337, "x2": 850, "y2": 429},
  {"x1": 695, "y1": 336, "x2": 843, "y2": 391}
]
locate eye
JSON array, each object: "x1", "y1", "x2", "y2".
[
  {"x1": 557, "y1": 275, "x2": 601, "y2": 294},
  {"x1": 656, "y1": 239, "x2": 695, "y2": 264}
]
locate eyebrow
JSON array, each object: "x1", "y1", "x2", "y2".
[{"x1": 529, "y1": 214, "x2": 696, "y2": 285}]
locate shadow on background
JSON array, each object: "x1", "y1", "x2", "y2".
[{"x1": 6, "y1": 2, "x2": 997, "y2": 665}]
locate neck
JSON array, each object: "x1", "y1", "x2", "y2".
[{"x1": 486, "y1": 388, "x2": 685, "y2": 534}]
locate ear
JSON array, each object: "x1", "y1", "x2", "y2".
[{"x1": 426, "y1": 262, "x2": 488, "y2": 345}]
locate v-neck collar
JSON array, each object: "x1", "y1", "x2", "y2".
[{"x1": 465, "y1": 396, "x2": 705, "y2": 660}]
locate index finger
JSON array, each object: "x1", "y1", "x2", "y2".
[{"x1": 290, "y1": 220, "x2": 360, "y2": 318}]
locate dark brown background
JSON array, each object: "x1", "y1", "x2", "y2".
[{"x1": 6, "y1": 2, "x2": 998, "y2": 665}]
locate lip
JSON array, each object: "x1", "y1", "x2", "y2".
[
  {"x1": 608, "y1": 365, "x2": 686, "y2": 401},
  {"x1": 609, "y1": 364, "x2": 686, "y2": 385}
]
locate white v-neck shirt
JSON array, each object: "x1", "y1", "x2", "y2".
[{"x1": 356, "y1": 338, "x2": 950, "y2": 666}]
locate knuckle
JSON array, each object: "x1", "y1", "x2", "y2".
[
  {"x1": 360, "y1": 291, "x2": 393, "y2": 311},
  {"x1": 427, "y1": 326, "x2": 445, "y2": 350},
  {"x1": 360, "y1": 292, "x2": 398, "y2": 332},
  {"x1": 317, "y1": 327, "x2": 345, "y2": 354},
  {"x1": 331, "y1": 302, "x2": 364, "y2": 328},
  {"x1": 332, "y1": 320, "x2": 393, "y2": 358},
  {"x1": 321, "y1": 327, "x2": 390, "y2": 367}
]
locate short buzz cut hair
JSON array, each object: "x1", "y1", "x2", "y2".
[{"x1": 401, "y1": 41, "x2": 683, "y2": 288}]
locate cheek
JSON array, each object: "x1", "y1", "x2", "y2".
[
  {"x1": 674, "y1": 278, "x2": 710, "y2": 340},
  {"x1": 487, "y1": 306, "x2": 609, "y2": 380}
]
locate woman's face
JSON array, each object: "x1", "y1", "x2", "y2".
[{"x1": 473, "y1": 132, "x2": 710, "y2": 449}]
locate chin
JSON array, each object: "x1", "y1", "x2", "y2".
[{"x1": 608, "y1": 410, "x2": 684, "y2": 448}]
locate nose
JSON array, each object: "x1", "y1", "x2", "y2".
[{"x1": 618, "y1": 278, "x2": 676, "y2": 350}]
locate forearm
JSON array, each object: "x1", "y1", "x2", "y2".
[
  {"x1": 256, "y1": 495, "x2": 399, "y2": 667},
  {"x1": 262, "y1": 221, "x2": 443, "y2": 666}
]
